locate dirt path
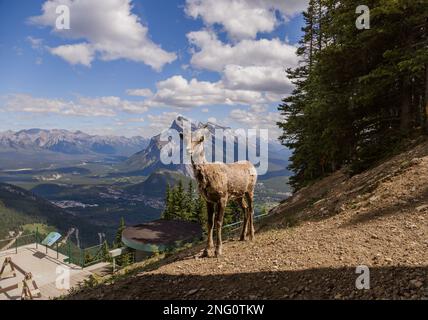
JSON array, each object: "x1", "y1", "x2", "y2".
[{"x1": 69, "y1": 140, "x2": 428, "y2": 300}]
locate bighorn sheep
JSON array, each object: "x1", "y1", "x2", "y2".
[{"x1": 181, "y1": 126, "x2": 257, "y2": 257}]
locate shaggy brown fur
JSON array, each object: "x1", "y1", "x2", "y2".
[{"x1": 183, "y1": 127, "x2": 257, "y2": 257}]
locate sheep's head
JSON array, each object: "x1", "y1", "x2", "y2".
[{"x1": 180, "y1": 125, "x2": 209, "y2": 164}]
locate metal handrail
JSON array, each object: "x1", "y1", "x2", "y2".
[{"x1": 222, "y1": 212, "x2": 270, "y2": 230}]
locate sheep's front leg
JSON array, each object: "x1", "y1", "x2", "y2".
[
  {"x1": 246, "y1": 192, "x2": 255, "y2": 241},
  {"x1": 202, "y1": 202, "x2": 215, "y2": 257},
  {"x1": 215, "y1": 198, "x2": 227, "y2": 257}
]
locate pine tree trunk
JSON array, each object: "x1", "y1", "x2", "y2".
[{"x1": 425, "y1": 64, "x2": 428, "y2": 132}]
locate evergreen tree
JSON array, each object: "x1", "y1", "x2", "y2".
[
  {"x1": 185, "y1": 180, "x2": 194, "y2": 220},
  {"x1": 278, "y1": 0, "x2": 428, "y2": 190},
  {"x1": 173, "y1": 180, "x2": 185, "y2": 219},
  {"x1": 224, "y1": 200, "x2": 241, "y2": 225},
  {"x1": 112, "y1": 217, "x2": 132, "y2": 267},
  {"x1": 113, "y1": 217, "x2": 126, "y2": 248},
  {"x1": 193, "y1": 193, "x2": 207, "y2": 227},
  {"x1": 161, "y1": 181, "x2": 249, "y2": 227},
  {"x1": 162, "y1": 184, "x2": 174, "y2": 220}
]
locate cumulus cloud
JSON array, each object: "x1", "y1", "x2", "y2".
[
  {"x1": 134, "y1": 30, "x2": 297, "y2": 109},
  {"x1": 188, "y1": 30, "x2": 298, "y2": 72},
  {"x1": 185, "y1": 0, "x2": 308, "y2": 40},
  {"x1": 145, "y1": 75, "x2": 271, "y2": 109},
  {"x1": 50, "y1": 43, "x2": 94, "y2": 66},
  {"x1": 223, "y1": 65, "x2": 293, "y2": 93},
  {"x1": 184, "y1": 31, "x2": 297, "y2": 95},
  {"x1": 29, "y1": 0, "x2": 176, "y2": 70},
  {"x1": 1, "y1": 94, "x2": 149, "y2": 117}
]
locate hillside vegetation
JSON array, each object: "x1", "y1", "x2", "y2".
[
  {"x1": 0, "y1": 183, "x2": 102, "y2": 244},
  {"x1": 68, "y1": 138, "x2": 428, "y2": 300},
  {"x1": 0, "y1": 201, "x2": 35, "y2": 239}
]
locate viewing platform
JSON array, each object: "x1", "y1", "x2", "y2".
[{"x1": 122, "y1": 219, "x2": 203, "y2": 260}]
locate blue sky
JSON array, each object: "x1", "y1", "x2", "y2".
[{"x1": 0, "y1": 0, "x2": 306, "y2": 139}]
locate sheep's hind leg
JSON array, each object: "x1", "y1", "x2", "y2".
[
  {"x1": 215, "y1": 198, "x2": 227, "y2": 257},
  {"x1": 202, "y1": 202, "x2": 215, "y2": 258},
  {"x1": 239, "y1": 197, "x2": 248, "y2": 241}
]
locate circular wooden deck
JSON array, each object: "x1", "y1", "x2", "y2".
[{"x1": 122, "y1": 220, "x2": 203, "y2": 252}]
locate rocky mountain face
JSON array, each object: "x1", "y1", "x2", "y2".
[
  {"x1": 123, "y1": 116, "x2": 291, "y2": 178},
  {"x1": 124, "y1": 117, "x2": 203, "y2": 176},
  {"x1": 0, "y1": 129, "x2": 149, "y2": 157}
]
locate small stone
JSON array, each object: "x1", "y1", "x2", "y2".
[
  {"x1": 185, "y1": 289, "x2": 199, "y2": 296},
  {"x1": 369, "y1": 196, "x2": 379, "y2": 203},
  {"x1": 416, "y1": 204, "x2": 428, "y2": 212},
  {"x1": 410, "y1": 280, "x2": 423, "y2": 288}
]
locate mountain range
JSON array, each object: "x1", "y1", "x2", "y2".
[{"x1": 0, "y1": 129, "x2": 149, "y2": 157}]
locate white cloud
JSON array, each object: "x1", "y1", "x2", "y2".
[
  {"x1": 185, "y1": 0, "x2": 308, "y2": 40},
  {"x1": 29, "y1": 0, "x2": 176, "y2": 70},
  {"x1": 229, "y1": 107, "x2": 282, "y2": 139},
  {"x1": 1, "y1": 94, "x2": 149, "y2": 117},
  {"x1": 123, "y1": 117, "x2": 145, "y2": 123},
  {"x1": 77, "y1": 96, "x2": 149, "y2": 113},
  {"x1": 50, "y1": 43, "x2": 94, "y2": 66},
  {"x1": 27, "y1": 36, "x2": 44, "y2": 50},
  {"x1": 136, "y1": 31, "x2": 297, "y2": 109},
  {"x1": 185, "y1": 31, "x2": 297, "y2": 95},
  {"x1": 188, "y1": 30, "x2": 298, "y2": 72},
  {"x1": 223, "y1": 65, "x2": 292, "y2": 93},
  {"x1": 146, "y1": 111, "x2": 180, "y2": 132},
  {"x1": 146, "y1": 75, "x2": 268, "y2": 109},
  {"x1": 249, "y1": 105, "x2": 268, "y2": 113},
  {"x1": 126, "y1": 88, "x2": 154, "y2": 97}
]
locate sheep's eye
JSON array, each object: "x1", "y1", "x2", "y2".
[
  {"x1": 179, "y1": 133, "x2": 183, "y2": 139},
  {"x1": 200, "y1": 136, "x2": 204, "y2": 142}
]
